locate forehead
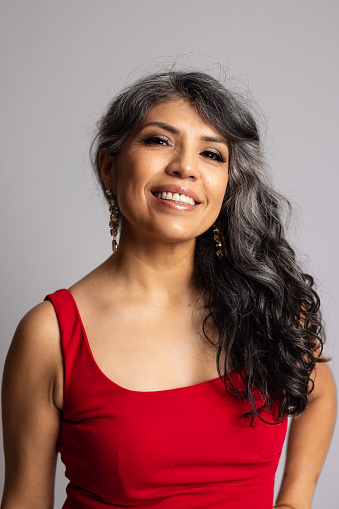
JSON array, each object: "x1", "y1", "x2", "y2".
[{"x1": 137, "y1": 99, "x2": 226, "y2": 139}]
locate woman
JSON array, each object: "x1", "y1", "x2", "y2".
[{"x1": 1, "y1": 70, "x2": 336, "y2": 509}]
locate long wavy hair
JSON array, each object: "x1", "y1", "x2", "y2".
[{"x1": 90, "y1": 70, "x2": 325, "y2": 421}]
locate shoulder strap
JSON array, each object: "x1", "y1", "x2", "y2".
[{"x1": 44, "y1": 289, "x2": 85, "y2": 410}]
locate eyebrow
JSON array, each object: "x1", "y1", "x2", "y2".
[{"x1": 139, "y1": 121, "x2": 229, "y2": 147}]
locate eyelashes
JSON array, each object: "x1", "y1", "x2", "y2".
[
  {"x1": 143, "y1": 135, "x2": 170, "y2": 146},
  {"x1": 142, "y1": 135, "x2": 227, "y2": 163},
  {"x1": 201, "y1": 150, "x2": 226, "y2": 163}
]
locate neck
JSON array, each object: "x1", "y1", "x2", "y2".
[{"x1": 104, "y1": 229, "x2": 201, "y2": 306}]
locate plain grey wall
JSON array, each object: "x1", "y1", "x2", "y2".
[{"x1": 1, "y1": 0, "x2": 338, "y2": 507}]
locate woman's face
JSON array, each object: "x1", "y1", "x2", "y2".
[{"x1": 101, "y1": 99, "x2": 229, "y2": 246}]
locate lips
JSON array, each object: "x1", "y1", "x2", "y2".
[{"x1": 150, "y1": 185, "x2": 200, "y2": 204}]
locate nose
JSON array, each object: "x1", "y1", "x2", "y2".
[{"x1": 165, "y1": 146, "x2": 199, "y2": 181}]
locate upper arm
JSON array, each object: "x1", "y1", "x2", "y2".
[
  {"x1": 296, "y1": 302, "x2": 335, "y2": 403},
  {"x1": 308, "y1": 357, "x2": 337, "y2": 406},
  {"x1": 1, "y1": 301, "x2": 63, "y2": 509}
]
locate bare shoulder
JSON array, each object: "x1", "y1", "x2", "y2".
[
  {"x1": 2, "y1": 301, "x2": 63, "y2": 507},
  {"x1": 8, "y1": 300, "x2": 60, "y2": 362},
  {"x1": 3, "y1": 300, "x2": 63, "y2": 406},
  {"x1": 309, "y1": 359, "x2": 336, "y2": 403}
]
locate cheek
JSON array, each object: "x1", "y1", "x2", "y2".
[
  {"x1": 117, "y1": 152, "x2": 158, "y2": 188},
  {"x1": 206, "y1": 181, "x2": 228, "y2": 227},
  {"x1": 208, "y1": 174, "x2": 228, "y2": 208},
  {"x1": 115, "y1": 165, "x2": 151, "y2": 218}
]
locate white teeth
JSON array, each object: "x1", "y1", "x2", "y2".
[{"x1": 154, "y1": 191, "x2": 196, "y2": 205}]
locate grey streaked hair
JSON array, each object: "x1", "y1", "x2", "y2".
[{"x1": 90, "y1": 70, "x2": 325, "y2": 422}]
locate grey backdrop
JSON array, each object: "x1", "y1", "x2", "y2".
[{"x1": 1, "y1": 1, "x2": 338, "y2": 507}]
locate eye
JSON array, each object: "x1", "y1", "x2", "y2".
[
  {"x1": 201, "y1": 150, "x2": 226, "y2": 163},
  {"x1": 143, "y1": 135, "x2": 170, "y2": 146}
]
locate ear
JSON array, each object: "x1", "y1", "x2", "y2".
[{"x1": 99, "y1": 148, "x2": 117, "y2": 194}]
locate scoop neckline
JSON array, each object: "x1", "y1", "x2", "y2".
[{"x1": 64, "y1": 288, "x2": 238, "y2": 394}]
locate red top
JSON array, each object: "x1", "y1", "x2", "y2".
[{"x1": 45, "y1": 289, "x2": 287, "y2": 509}]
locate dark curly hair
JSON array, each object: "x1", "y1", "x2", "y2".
[{"x1": 90, "y1": 70, "x2": 325, "y2": 421}]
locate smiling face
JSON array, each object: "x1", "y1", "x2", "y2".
[{"x1": 100, "y1": 99, "x2": 229, "y2": 247}]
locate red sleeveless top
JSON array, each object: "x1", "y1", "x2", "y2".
[{"x1": 45, "y1": 289, "x2": 287, "y2": 508}]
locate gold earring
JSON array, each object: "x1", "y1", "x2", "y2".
[
  {"x1": 213, "y1": 224, "x2": 227, "y2": 258},
  {"x1": 106, "y1": 189, "x2": 119, "y2": 253}
]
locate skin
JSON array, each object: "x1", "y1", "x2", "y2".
[
  {"x1": 1, "y1": 100, "x2": 336, "y2": 508},
  {"x1": 274, "y1": 360, "x2": 337, "y2": 509}
]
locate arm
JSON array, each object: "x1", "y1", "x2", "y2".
[
  {"x1": 1, "y1": 302, "x2": 63, "y2": 509},
  {"x1": 274, "y1": 361, "x2": 337, "y2": 509}
]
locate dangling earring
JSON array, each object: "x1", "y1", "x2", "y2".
[
  {"x1": 106, "y1": 189, "x2": 119, "y2": 253},
  {"x1": 213, "y1": 223, "x2": 227, "y2": 258}
]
